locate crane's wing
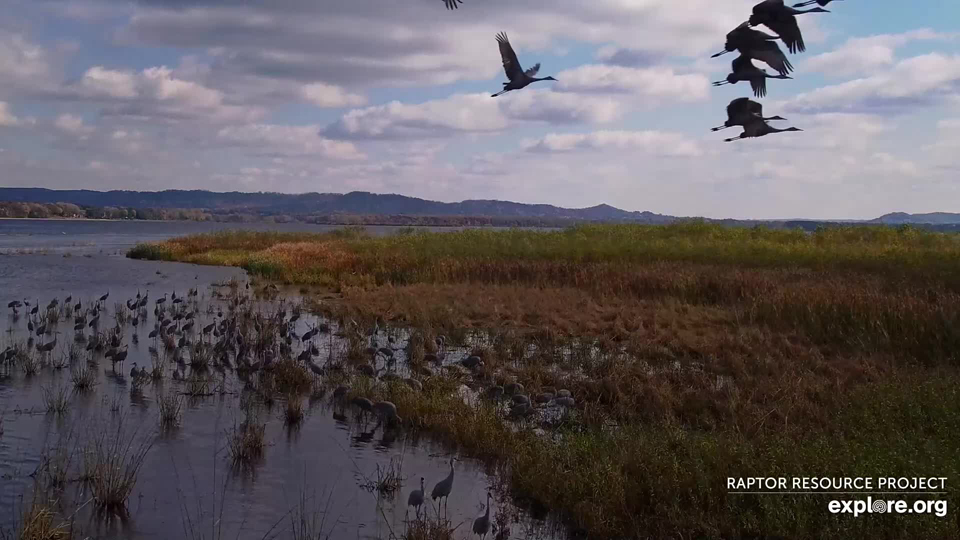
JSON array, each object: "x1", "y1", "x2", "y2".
[
  {"x1": 763, "y1": 16, "x2": 805, "y2": 53},
  {"x1": 731, "y1": 53, "x2": 753, "y2": 74},
  {"x1": 750, "y1": 76, "x2": 767, "y2": 99},
  {"x1": 752, "y1": 0, "x2": 784, "y2": 15},
  {"x1": 444, "y1": 0, "x2": 463, "y2": 9},
  {"x1": 524, "y1": 63, "x2": 541, "y2": 77},
  {"x1": 745, "y1": 41, "x2": 793, "y2": 75},
  {"x1": 727, "y1": 97, "x2": 751, "y2": 120},
  {"x1": 742, "y1": 116, "x2": 771, "y2": 137},
  {"x1": 496, "y1": 32, "x2": 525, "y2": 81},
  {"x1": 747, "y1": 99, "x2": 763, "y2": 116}
]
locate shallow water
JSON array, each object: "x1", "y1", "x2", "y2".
[{"x1": 0, "y1": 220, "x2": 560, "y2": 540}]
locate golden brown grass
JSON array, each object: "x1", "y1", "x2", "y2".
[
  {"x1": 6, "y1": 495, "x2": 69, "y2": 540},
  {"x1": 129, "y1": 223, "x2": 960, "y2": 539}
]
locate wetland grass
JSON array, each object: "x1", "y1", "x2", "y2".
[
  {"x1": 126, "y1": 223, "x2": 960, "y2": 539},
  {"x1": 41, "y1": 385, "x2": 70, "y2": 415},
  {"x1": 159, "y1": 392, "x2": 185, "y2": 428},
  {"x1": 2, "y1": 492, "x2": 69, "y2": 540},
  {"x1": 70, "y1": 365, "x2": 97, "y2": 391},
  {"x1": 284, "y1": 393, "x2": 304, "y2": 425},
  {"x1": 85, "y1": 421, "x2": 154, "y2": 515},
  {"x1": 228, "y1": 416, "x2": 266, "y2": 466}
]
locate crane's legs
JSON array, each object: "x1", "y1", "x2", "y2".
[{"x1": 710, "y1": 125, "x2": 730, "y2": 132}]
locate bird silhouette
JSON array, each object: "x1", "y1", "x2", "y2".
[
  {"x1": 473, "y1": 492, "x2": 492, "y2": 539},
  {"x1": 711, "y1": 98, "x2": 787, "y2": 132},
  {"x1": 793, "y1": 0, "x2": 841, "y2": 7},
  {"x1": 724, "y1": 117, "x2": 803, "y2": 142},
  {"x1": 431, "y1": 457, "x2": 457, "y2": 514},
  {"x1": 711, "y1": 23, "x2": 793, "y2": 76},
  {"x1": 407, "y1": 477, "x2": 425, "y2": 518},
  {"x1": 491, "y1": 33, "x2": 557, "y2": 98},
  {"x1": 712, "y1": 54, "x2": 791, "y2": 98},
  {"x1": 749, "y1": 0, "x2": 830, "y2": 54}
]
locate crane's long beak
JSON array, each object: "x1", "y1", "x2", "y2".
[{"x1": 710, "y1": 50, "x2": 730, "y2": 58}]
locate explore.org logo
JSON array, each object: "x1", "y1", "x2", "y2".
[
  {"x1": 726, "y1": 477, "x2": 949, "y2": 518},
  {"x1": 828, "y1": 497, "x2": 948, "y2": 518}
]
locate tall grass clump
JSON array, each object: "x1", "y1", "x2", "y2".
[
  {"x1": 284, "y1": 394, "x2": 304, "y2": 426},
  {"x1": 70, "y1": 365, "x2": 97, "y2": 391},
  {"x1": 85, "y1": 421, "x2": 154, "y2": 515},
  {"x1": 158, "y1": 392, "x2": 184, "y2": 428},
  {"x1": 403, "y1": 514, "x2": 456, "y2": 540},
  {"x1": 228, "y1": 415, "x2": 266, "y2": 466},
  {"x1": 41, "y1": 385, "x2": 70, "y2": 415},
  {"x1": 2, "y1": 491, "x2": 70, "y2": 540},
  {"x1": 288, "y1": 488, "x2": 338, "y2": 540}
]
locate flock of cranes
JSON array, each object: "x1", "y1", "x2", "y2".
[
  {"x1": 710, "y1": 0, "x2": 842, "y2": 141},
  {"x1": 435, "y1": 0, "x2": 846, "y2": 143}
]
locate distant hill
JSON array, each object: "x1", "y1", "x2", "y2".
[
  {"x1": 870, "y1": 212, "x2": 960, "y2": 225},
  {"x1": 0, "y1": 188, "x2": 676, "y2": 223},
  {"x1": 0, "y1": 188, "x2": 957, "y2": 231}
]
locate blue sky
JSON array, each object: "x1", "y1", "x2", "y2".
[{"x1": 0, "y1": 0, "x2": 959, "y2": 219}]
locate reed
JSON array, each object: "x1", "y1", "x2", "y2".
[{"x1": 85, "y1": 421, "x2": 154, "y2": 515}]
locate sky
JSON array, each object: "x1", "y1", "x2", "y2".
[{"x1": 0, "y1": 0, "x2": 959, "y2": 220}]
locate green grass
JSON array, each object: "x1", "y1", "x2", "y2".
[{"x1": 127, "y1": 222, "x2": 960, "y2": 538}]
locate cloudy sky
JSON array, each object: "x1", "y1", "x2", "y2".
[{"x1": 0, "y1": 0, "x2": 958, "y2": 219}]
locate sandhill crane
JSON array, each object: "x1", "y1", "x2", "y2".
[
  {"x1": 373, "y1": 400, "x2": 402, "y2": 427},
  {"x1": 431, "y1": 457, "x2": 457, "y2": 514},
  {"x1": 749, "y1": 0, "x2": 830, "y2": 54},
  {"x1": 711, "y1": 23, "x2": 793, "y2": 76},
  {"x1": 408, "y1": 477, "x2": 425, "y2": 518},
  {"x1": 473, "y1": 492, "x2": 492, "y2": 540},
  {"x1": 711, "y1": 98, "x2": 787, "y2": 132},
  {"x1": 712, "y1": 54, "x2": 791, "y2": 98},
  {"x1": 794, "y1": 0, "x2": 840, "y2": 6},
  {"x1": 491, "y1": 33, "x2": 556, "y2": 98},
  {"x1": 724, "y1": 117, "x2": 803, "y2": 142}
]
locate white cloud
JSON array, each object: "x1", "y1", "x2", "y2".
[
  {"x1": 0, "y1": 102, "x2": 20, "y2": 126},
  {"x1": 555, "y1": 64, "x2": 710, "y2": 103},
  {"x1": 78, "y1": 65, "x2": 138, "y2": 98},
  {"x1": 299, "y1": 82, "x2": 366, "y2": 107},
  {"x1": 522, "y1": 130, "x2": 702, "y2": 157},
  {"x1": 217, "y1": 123, "x2": 365, "y2": 160},
  {"x1": 70, "y1": 65, "x2": 264, "y2": 123},
  {"x1": 54, "y1": 113, "x2": 94, "y2": 135},
  {"x1": 321, "y1": 90, "x2": 621, "y2": 140},
  {"x1": 803, "y1": 29, "x2": 956, "y2": 78},
  {"x1": 781, "y1": 53, "x2": 960, "y2": 114},
  {"x1": 0, "y1": 30, "x2": 61, "y2": 96}
]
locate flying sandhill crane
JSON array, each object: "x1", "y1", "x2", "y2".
[
  {"x1": 748, "y1": 0, "x2": 830, "y2": 54},
  {"x1": 724, "y1": 117, "x2": 803, "y2": 142},
  {"x1": 473, "y1": 492, "x2": 492, "y2": 540},
  {"x1": 712, "y1": 22, "x2": 793, "y2": 76},
  {"x1": 491, "y1": 32, "x2": 557, "y2": 98},
  {"x1": 712, "y1": 54, "x2": 791, "y2": 98},
  {"x1": 431, "y1": 457, "x2": 457, "y2": 514},
  {"x1": 408, "y1": 477, "x2": 425, "y2": 518},
  {"x1": 711, "y1": 98, "x2": 787, "y2": 132},
  {"x1": 794, "y1": 0, "x2": 841, "y2": 6},
  {"x1": 444, "y1": 0, "x2": 463, "y2": 9}
]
